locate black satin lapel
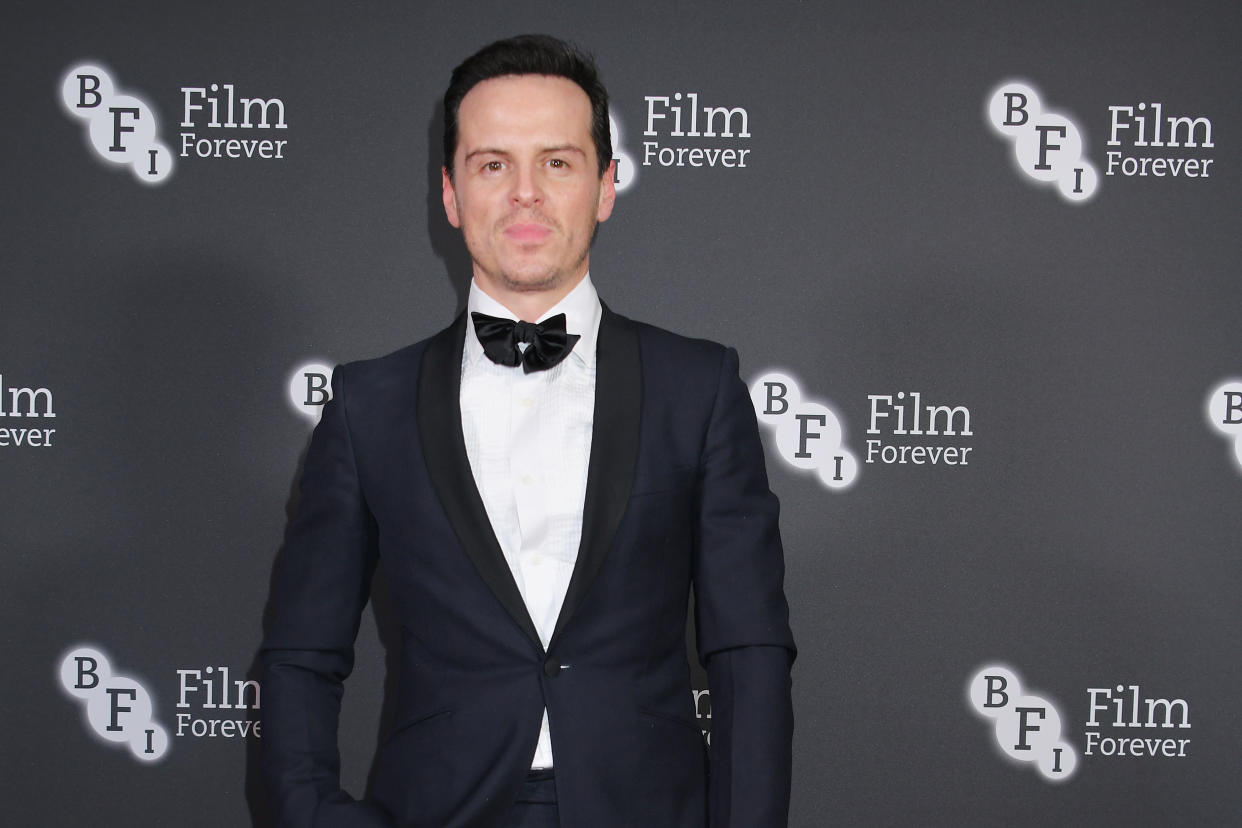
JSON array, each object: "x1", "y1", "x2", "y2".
[
  {"x1": 550, "y1": 306, "x2": 641, "y2": 648},
  {"x1": 418, "y1": 313, "x2": 543, "y2": 652}
]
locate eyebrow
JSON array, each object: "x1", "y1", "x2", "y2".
[{"x1": 539, "y1": 144, "x2": 587, "y2": 158}]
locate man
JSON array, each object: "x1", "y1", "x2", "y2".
[{"x1": 261, "y1": 34, "x2": 795, "y2": 828}]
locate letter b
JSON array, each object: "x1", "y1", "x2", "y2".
[
  {"x1": 984, "y1": 675, "x2": 1009, "y2": 709},
  {"x1": 61, "y1": 65, "x2": 116, "y2": 123},
  {"x1": 75, "y1": 656, "x2": 100, "y2": 690},
  {"x1": 289, "y1": 362, "x2": 334, "y2": 423},
  {"x1": 1004, "y1": 92, "x2": 1028, "y2": 127},
  {"x1": 77, "y1": 73, "x2": 103, "y2": 109},
  {"x1": 1224, "y1": 391, "x2": 1242, "y2": 425},
  {"x1": 764, "y1": 381, "x2": 789, "y2": 416},
  {"x1": 1207, "y1": 381, "x2": 1242, "y2": 436},
  {"x1": 303, "y1": 372, "x2": 330, "y2": 406}
]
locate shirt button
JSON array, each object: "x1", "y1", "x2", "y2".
[
  {"x1": 521, "y1": 474, "x2": 533, "y2": 486},
  {"x1": 520, "y1": 397, "x2": 533, "y2": 408}
]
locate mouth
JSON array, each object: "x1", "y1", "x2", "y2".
[{"x1": 503, "y1": 222, "x2": 553, "y2": 243}]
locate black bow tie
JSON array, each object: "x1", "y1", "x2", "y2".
[{"x1": 471, "y1": 311, "x2": 581, "y2": 373}]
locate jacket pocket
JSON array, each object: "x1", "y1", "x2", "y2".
[
  {"x1": 387, "y1": 706, "x2": 454, "y2": 739},
  {"x1": 637, "y1": 706, "x2": 703, "y2": 735}
]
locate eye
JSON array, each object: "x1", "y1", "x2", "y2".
[
  {"x1": 547, "y1": 158, "x2": 566, "y2": 169},
  {"x1": 483, "y1": 160, "x2": 504, "y2": 172}
]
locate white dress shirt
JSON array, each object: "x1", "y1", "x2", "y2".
[{"x1": 459, "y1": 273, "x2": 600, "y2": 769}]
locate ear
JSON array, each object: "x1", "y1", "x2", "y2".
[
  {"x1": 596, "y1": 159, "x2": 617, "y2": 223},
  {"x1": 441, "y1": 166, "x2": 461, "y2": 228}
]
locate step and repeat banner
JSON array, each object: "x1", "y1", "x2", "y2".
[{"x1": 4, "y1": 1, "x2": 1240, "y2": 825}]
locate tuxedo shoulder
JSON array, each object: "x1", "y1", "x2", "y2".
[
  {"x1": 619, "y1": 317, "x2": 744, "y2": 390},
  {"x1": 329, "y1": 318, "x2": 457, "y2": 400},
  {"x1": 335, "y1": 340, "x2": 426, "y2": 384},
  {"x1": 622, "y1": 315, "x2": 734, "y2": 364}
]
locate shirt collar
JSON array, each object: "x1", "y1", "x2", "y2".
[{"x1": 464, "y1": 273, "x2": 602, "y2": 369}]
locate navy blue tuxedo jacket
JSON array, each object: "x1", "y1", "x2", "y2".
[{"x1": 261, "y1": 307, "x2": 795, "y2": 827}]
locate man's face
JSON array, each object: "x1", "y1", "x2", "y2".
[{"x1": 442, "y1": 74, "x2": 615, "y2": 301}]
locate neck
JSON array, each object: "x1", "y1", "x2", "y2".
[{"x1": 474, "y1": 269, "x2": 588, "y2": 322}]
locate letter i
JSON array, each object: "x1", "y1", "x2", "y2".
[
  {"x1": 893, "y1": 392, "x2": 908, "y2": 435},
  {"x1": 670, "y1": 93, "x2": 684, "y2": 136},
  {"x1": 203, "y1": 666, "x2": 217, "y2": 708}
]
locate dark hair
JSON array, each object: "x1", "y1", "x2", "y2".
[{"x1": 443, "y1": 34, "x2": 612, "y2": 178}]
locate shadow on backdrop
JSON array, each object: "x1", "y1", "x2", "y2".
[
  {"x1": 251, "y1": 99, "x2": 474, "y2": 826},
  {"x1": 426, "y1": 100, "x2": 473, "y2": 315}
]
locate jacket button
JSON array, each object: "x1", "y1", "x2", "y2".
[{"x1": 544, "y1": 658, "x2": 561, "y2": 677}]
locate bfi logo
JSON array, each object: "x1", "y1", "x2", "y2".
[
  {"x1": 289, "y1": 361, "x2": 334, "y2": 425},
  {"x1": 1105, "y1": 103, "x2": 1214, "y2": 179},
  {"x1": 968, "y1": 664, "x2": 1077, "y2": 782},
  {"x1": 1083, "y1": 685, "x2": 1190, "y2": 758},
  {"x1": 179, "y1": 83, "x2": 289, "y2": 160},
  {"x1": 987, "y1": 80, "x2": 1098, "y2": 203},
  {"x1": 175, "y1": 666, "x2": 262, "y2": 739},
  {"x1": 1206, "y1": 379, "x2": 1242, "y2": 473},
  {"x1": 59, "y1": 646, "x2": 169, "y2": 762},
  {"x1": 609, "y1": 114, "x2": 638, "y2": 193},
  {"x1": 642, "y1": 92, "x2": 752, "y2": 170},
  {"x1": 693, "y1": 688, "x2": 712, "y2": 745},
  {"x1": 749, "y1": 372, "x2": 859, "y2": 491},
  {"x1": 60, "y1": 63, "x2": 174, "y2": 185},
  {"x1": 0, "y1": 373, "x2": 56, "y2": 448},
  {"x1": 865, "y1": 392, "x2": 973, "y2": 467}
]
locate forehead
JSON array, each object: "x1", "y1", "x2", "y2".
[{"x1": 456, "y1": 74, "x2": 594, "y2": 153}]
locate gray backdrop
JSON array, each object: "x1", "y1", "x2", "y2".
[{"x1": 4, "y1": 1, "x2": 1241, "y2": 825}]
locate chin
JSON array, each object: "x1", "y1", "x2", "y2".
[{"x1": 499, "y1": 269, "x2": 565, "y2": 293}]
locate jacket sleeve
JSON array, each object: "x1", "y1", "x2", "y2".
[
  {"x1": 259, "y1": 365, "x2": 395, "y2": 828},
  {"x1": 693, "y1": 347, "x2": 797, "y2": 828}
]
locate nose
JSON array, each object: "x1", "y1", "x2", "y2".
[{"x1": 511, "y1": 162, "x2": 542, "y2": 207}]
